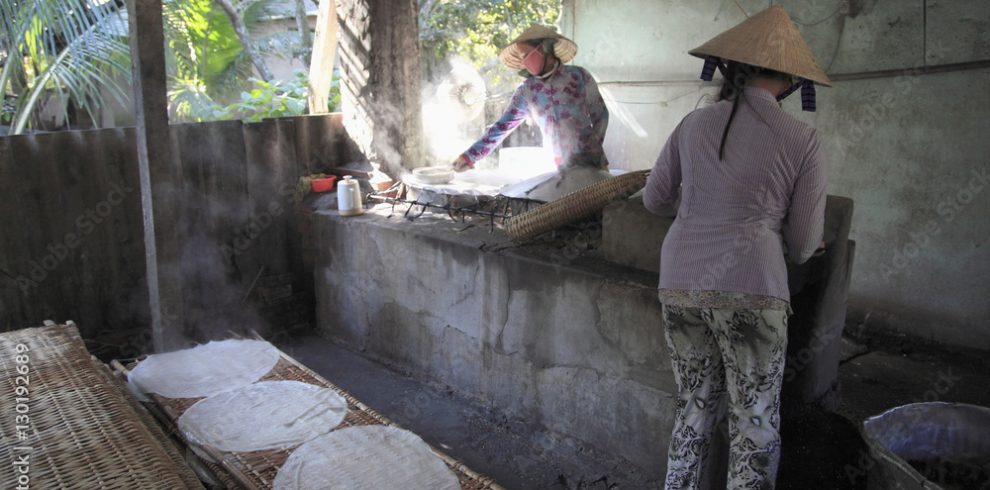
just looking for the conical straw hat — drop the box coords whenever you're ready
[500,25,578,69]
[689,5,832,86]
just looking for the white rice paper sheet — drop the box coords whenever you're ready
[177,380,348,455]
[273,425,460,490]
[128,339,280,398]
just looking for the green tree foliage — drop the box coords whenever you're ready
[0,0,130,134]
[164,0,292,121]
[419,0,560,80]
[171,70,340,122]
[0,0,308,129]
[164,0,330,122]
[165,0,250,95]
[223,70,339,122]
[227,71,308,121]
[1,0,560,132]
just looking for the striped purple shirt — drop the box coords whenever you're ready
[644,86,827,302]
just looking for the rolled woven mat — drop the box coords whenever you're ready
[0,323,205,489]
[505,170,649,242]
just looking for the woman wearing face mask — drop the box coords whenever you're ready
[644,6,830,489]
[452,25,609,173]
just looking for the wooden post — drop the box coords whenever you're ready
[128,0,184,352]
[308,0,339,113]
[337,0,423,175]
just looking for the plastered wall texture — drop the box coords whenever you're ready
[314,197,852,474]
[560,0,990,350]
[602,195,856,405]
[0,114,348,355]
[315,211,677,474]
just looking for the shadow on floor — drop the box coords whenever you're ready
[779,398,869,490]
[278,332,989,490]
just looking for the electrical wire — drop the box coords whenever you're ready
[772,1,847,71]
[733,0,750,18]
[788,2,843,26]
[824,20,847,72]
[601,86,715,106]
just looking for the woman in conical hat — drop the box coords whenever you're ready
[452,25,609,182]
[643,6,830,488]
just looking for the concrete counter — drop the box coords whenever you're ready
[315,206,676,473]
[313,195,854,475]
[602,195,856,403]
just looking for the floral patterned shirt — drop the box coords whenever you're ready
[464,65,609,168]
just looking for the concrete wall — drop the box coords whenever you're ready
[560,0,990,350]
[0,114,349,357]
[314,210,677,475]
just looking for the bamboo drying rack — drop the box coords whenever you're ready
[112,338,505,490]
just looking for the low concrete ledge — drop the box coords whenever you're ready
[313,194,854,474]
[602,194,854,279]
[314,207,676,474]
[602,195,856,403]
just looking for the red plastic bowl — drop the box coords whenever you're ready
[310,176,337,193]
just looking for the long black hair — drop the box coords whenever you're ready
[717,62,793,160]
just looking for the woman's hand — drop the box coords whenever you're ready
[452,154,473,172]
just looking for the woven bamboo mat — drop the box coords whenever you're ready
[0,322,204,489]
[115,344,505,490]
[506,170,649,241]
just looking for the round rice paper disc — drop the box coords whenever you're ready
[129,339,280,398]
[178,380,348,454]
[273,425,460,490]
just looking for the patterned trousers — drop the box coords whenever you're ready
[661,304,789,490]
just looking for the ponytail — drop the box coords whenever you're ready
[715,62,791,160]
[716,62,754,161]
[719,96,742,160]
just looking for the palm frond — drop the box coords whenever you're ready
[2,0,130,133]
[168,77,225,121]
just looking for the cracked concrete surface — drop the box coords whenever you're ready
[310,206,985,488]
[836,339,990,424]
[277,331,989,490]
[279,334,660,489]
[314,207,677,474]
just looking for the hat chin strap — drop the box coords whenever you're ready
[699,56,817,112]
[775,79,816,112]
[536,58,561,79]
[700,56,725,81]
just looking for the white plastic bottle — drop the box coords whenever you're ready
[337,175,364,216]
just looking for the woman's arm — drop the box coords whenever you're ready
[783,130,827,264]
[644,121,683,218]
[457,87,529,168]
